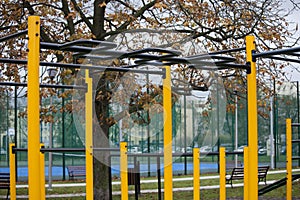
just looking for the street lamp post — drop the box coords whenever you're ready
[292,81,300,166]
[234,90,239,167]
[47,68,57,190]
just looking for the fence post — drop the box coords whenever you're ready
[286,118,292,200]
[246,35,258,200]
[244,147,249,200]
[27,15,42,199]
[9,143,16,200]
[193,148,200,200]
[219,147,226,200]
[85,69,93,200]
[120,142,128,200]
[40,144,45,199]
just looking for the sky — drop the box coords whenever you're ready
[283,0,300,82]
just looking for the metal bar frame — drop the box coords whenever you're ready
[0,58,165,75]
[286,118,292,200]
[253,46,300,60]
[85,70,93,200]
[246,35,258,200]
[27,15,43,200]
[0,82,86,90]
[0,30,28,43]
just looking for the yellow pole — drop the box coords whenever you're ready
[286,118,292,200]
[40,144,45,200]
[27,15,41,200]
[243,146,249,200]
[85,70,93,200]
[120,142,128,200]
[163,64,173,200]
[9,143,16,200]
[219,147,226,200]
[193,148,200,200]
[246,35,258,200]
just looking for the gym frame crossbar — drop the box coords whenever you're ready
[253,46,300,61]
[0,58,165,76]
[0,81,86,90]
[3,16,300,200]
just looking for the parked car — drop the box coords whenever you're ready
[258,148,267,155]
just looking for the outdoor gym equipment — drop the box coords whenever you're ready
[2,15,300,200]
[257,119,300,198]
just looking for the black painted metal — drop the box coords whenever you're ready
[0,82,86,90]
[253,46,300,59]
[0,30,28,43]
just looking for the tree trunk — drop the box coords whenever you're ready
[93,73,111,200]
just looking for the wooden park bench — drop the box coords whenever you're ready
[226,166,269,187]
[0,173,10,200]
[67,166,86,180]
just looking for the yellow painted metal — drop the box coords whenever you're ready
[27,16,41,200]
[246,35,258,200]
[120,142,128,200]
[243,146,249,200]
[85,70,93,200]
[163,64,173,200]
[9,143,16,200]
[286,119,292,200]
[193,148,200,200]
[219,147,226,200]
[40,144,45,200]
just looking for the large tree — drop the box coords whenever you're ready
[1,0,299,199]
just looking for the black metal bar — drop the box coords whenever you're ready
[253,46,300,59]
[12,147,85,153]
[14,86,18,182]
[0,82,86,90]
[208,47,246,55]
[157,156,161,200]
[0,30,28,43]
[263,56,300,64]
[292,123,300,126]
[134,157,138,200]
[0,58,165,75]
[286,52,300,57]
[40,148,85,153]
[59,39,117,49]
[292,140,300,143]
[109,157,112,200]
[292,156,300,160]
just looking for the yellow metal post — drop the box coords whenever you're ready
[120,142,128,200]
[40,144,45,200]
[27,16,41,200]
[243,146,249,200]
[286,118,292,200]
[85,70,93,200]
[219,147,226,200]
[9,144,16,200]
[163,64,173,200]
[246,35,258,200]
[193,148,200,200]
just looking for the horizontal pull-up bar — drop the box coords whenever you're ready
[12,147,85,154]
[0,81,86,90]
[263,56,300,64]
[59,39,117,49]
[0,58,165,76]
[253,46,300,60]
[0,30,28,43]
